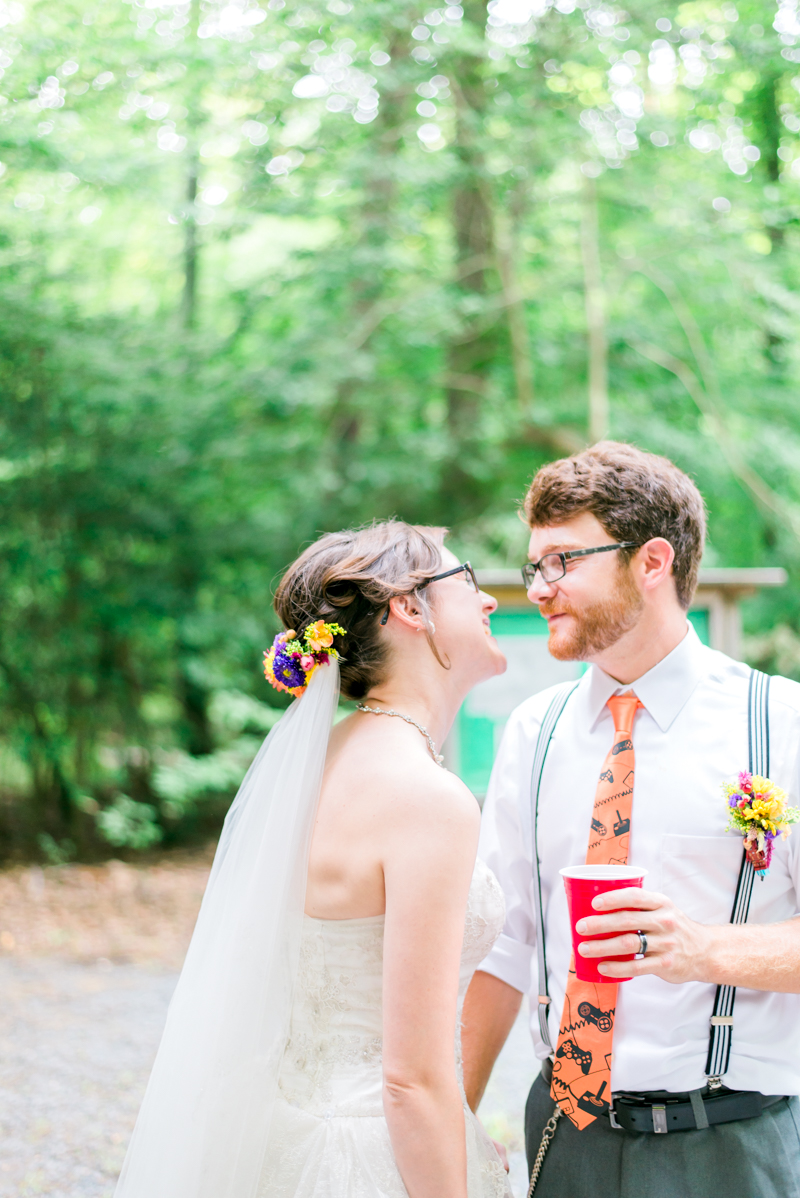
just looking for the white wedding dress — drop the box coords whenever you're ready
[259,857,514,1198]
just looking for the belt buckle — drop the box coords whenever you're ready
[652,1104,668,1134]
[608,1103,622,1130]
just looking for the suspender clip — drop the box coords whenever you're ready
[710,1015,733,1026]
[538,995,551,1005]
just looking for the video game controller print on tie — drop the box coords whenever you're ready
[551,692,643,1130]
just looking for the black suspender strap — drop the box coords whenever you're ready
[528,682,580,1051]
[704,668,771,1083]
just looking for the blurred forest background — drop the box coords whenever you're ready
[3,0,800,861]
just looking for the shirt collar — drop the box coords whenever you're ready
[584,623,709,733]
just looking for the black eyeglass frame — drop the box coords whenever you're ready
[521,542,639,589]
[421,561,479,592]
[379,561,479,625]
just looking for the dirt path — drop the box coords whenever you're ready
[0,958,176,1197]
[0,858,207,1196]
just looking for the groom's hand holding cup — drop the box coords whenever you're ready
[560,864,648,982]
[563,868,711,985]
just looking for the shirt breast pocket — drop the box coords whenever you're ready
[660,834,743,923]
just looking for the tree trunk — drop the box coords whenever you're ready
[581,175,608,443]
[446,3,498,442]
[178,656,214,756]
[182,0,201,330]
[496,184,534,413]
[0,653,73,834]
[328,29,408,483]
[182,156,198,330]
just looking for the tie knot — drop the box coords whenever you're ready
[606,692,643,737]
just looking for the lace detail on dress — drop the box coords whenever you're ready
[460,859,506,988]
[455,859,506,1090]
[280,918,385,1111]
[476,1154,513,1196]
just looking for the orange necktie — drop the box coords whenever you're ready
[551,692,643,1130]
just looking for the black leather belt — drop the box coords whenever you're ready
[540,1058,785,1134]
[610,1088,782,1133]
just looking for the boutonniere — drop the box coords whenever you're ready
[723,771,800,878]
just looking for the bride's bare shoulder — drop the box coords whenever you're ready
[324,714,479,835]
[371,757,480,837]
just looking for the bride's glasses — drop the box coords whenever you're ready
[521,542,639,587]
[379,561,479,625]
[422,561,480,593]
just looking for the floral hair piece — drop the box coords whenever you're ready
[723,770,800,878]
[263,620,347,698]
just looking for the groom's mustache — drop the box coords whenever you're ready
[538,599,575,620]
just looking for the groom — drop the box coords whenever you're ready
[462,442,800,1196]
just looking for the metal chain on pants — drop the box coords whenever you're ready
[526,1105,562,1197]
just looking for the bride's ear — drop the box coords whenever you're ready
[383,594,427,633]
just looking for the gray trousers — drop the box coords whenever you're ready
[525,1073,800,1198]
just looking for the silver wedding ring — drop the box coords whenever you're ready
[636,931,648,956]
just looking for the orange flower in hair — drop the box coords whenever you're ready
[304,620,336,652]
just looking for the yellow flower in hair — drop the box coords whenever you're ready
[305,620,335,652]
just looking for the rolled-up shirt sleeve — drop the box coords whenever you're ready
[476,698,543,996]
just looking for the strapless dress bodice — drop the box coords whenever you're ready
[278,912,386,1117]
[261,857,512,1198]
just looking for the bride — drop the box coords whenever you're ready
[115,521,513,1198]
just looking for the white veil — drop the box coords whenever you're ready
[114,660,340,1198]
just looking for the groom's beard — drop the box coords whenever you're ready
[541,566,645,661]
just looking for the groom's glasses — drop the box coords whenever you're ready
[379,562,479,624]
[521,543,639,588]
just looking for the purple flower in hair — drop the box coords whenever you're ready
[272,650,305,691]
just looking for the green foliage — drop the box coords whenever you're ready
[153,740,262,818]
[3,0,800,857]
[96,795,164,850]
[37,832,77,865]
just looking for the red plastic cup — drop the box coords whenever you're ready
[560,864,648,984]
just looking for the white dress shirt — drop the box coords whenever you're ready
[478,625,800,1095]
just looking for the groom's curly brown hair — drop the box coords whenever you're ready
[523,441,707,610]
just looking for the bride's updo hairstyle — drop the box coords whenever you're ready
[274,521,446,701]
